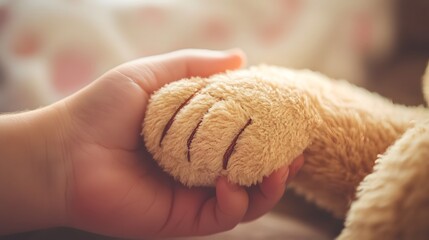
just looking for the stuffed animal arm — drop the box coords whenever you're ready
[142,65,429,239]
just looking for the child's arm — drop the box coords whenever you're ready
[0,108,67,234]
[0,49,302,238]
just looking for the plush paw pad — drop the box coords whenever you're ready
[143,67,318,187]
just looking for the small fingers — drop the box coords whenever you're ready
[159,155,304,237]
[286,154,305,185]
[243,165,289,222]
[195,177,248,235]
[243,154,305,222]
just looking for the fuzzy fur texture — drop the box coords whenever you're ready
[337,64,429,240]
[143,67,320,187]
[337,120,429,240]
[143,65,429,239]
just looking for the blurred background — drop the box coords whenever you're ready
[0,0,402,112]
[0,0,428,239]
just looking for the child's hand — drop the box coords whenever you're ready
[0,49,304,238]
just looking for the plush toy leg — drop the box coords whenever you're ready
[337,121,429,240]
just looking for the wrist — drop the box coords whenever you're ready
[0,105,69,234]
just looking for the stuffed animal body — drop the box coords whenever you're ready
[143,65,429,239]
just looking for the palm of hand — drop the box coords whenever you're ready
[62,70,173,237]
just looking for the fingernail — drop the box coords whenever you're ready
[289,155,304,180]
[281,167,290,184]
[225,179,242,192]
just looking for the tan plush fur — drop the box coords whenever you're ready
[337,120,429,240]
[337,65,429,240]
[143,65,429,239]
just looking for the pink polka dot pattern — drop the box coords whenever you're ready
[201,17,231,43]
[51,48,95,94]
[353,14,373,53]
[11,29,41,58]
[0,6,9,30]
[139,6,166,25]
[0,0,395,111]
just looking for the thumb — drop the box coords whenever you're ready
[116,48,246,95]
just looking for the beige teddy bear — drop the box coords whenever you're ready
[143,64,429,239]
